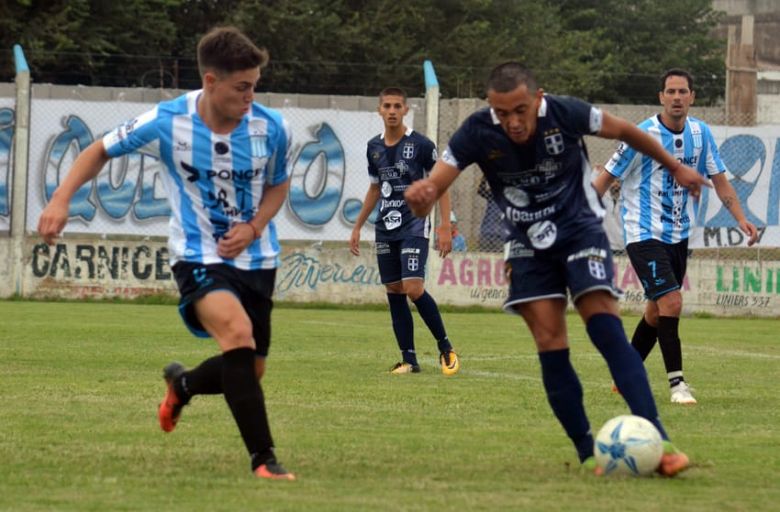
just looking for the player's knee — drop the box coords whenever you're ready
[218,318,254,350]
[657,291,682,316]
[402,280,425,300]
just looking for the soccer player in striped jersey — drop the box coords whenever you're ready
[405,62,708,476]
[37,26,295,480]
[594,69,758,405]
[350,87,459,376]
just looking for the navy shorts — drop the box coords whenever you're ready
[172,262,276,357]
[503,229,620,314]
[626,238,688,300]
[375,237,429,284]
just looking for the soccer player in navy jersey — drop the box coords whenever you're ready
[37,27,295,480]
[405,62,709,475]
[594,69,758,405]
[350,87,460,375]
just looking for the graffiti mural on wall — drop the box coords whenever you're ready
[25,100,388,241]
[0,105,13,230]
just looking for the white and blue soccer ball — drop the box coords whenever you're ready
[594,415,663,476]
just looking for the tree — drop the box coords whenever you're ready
[552,0,726,103]
[1,0,728,104]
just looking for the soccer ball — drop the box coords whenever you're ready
[594,415,663,476]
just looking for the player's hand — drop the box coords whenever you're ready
[217,223,256,259]
[672,164,711,198]
[436,226,452,258]
[404,179,438,218]
[37,198,70,245]
[349,228,361,256]
[740,220,759,246]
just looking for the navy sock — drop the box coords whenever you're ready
[222,347,275,471]
[657,316,684,387]
[630,316,658,361]
[538,349,593,463]
[387,293,417,365]
[412,291,452,353]
[178,354,223,399]
[586,313,669,440]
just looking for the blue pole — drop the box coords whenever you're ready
[423,60,439,89]
[13,44,29,73]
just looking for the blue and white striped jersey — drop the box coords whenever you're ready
[604,115,724,245]
[102,90,292,269]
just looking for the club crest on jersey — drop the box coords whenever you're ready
[691,123,703,148]
[250,136,267,158]
[544,132,564,155]
[402,142,415,159]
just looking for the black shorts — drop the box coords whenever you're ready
[172,262,276,357]
[625,239,688,301]
[503,228,620,313]
[375,237,429,284]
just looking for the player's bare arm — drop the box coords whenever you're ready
[711,173,759,246]
[598,112,710,196]
[405,161,460,218]
[435,189,453,258]
[37,140,111,245]
[592,165,617,197]
[349,184,380,256]
[217,178,290,259]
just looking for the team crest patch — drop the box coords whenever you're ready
[402,142,415,159]
[544,133,564,155]
[407,254,419,272]
[588,259,607,280]
[250,135,267,158]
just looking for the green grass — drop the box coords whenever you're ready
[1,301,779,511]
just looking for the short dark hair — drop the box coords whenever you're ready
[197,26,269,77]
[379,87,407,102]
[486,62,538,94]
[661,68,694,92]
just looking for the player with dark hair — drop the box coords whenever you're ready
[594,68,758,404]
[37,26,295,480]
[350,87,460,375]
[404,62,708,475]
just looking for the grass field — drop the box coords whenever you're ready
[1,300,779,511]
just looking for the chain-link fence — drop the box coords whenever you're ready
[439,101,778,263]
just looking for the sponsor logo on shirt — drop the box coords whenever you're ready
[527,220,557,249]
[382,210,402,230]
[181,161,261,182]
[504,205,555,224]
[381,181,393,198]
[380,199,405,209]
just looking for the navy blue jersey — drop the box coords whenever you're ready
[367,128,437,241]
[441,95,606,251]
